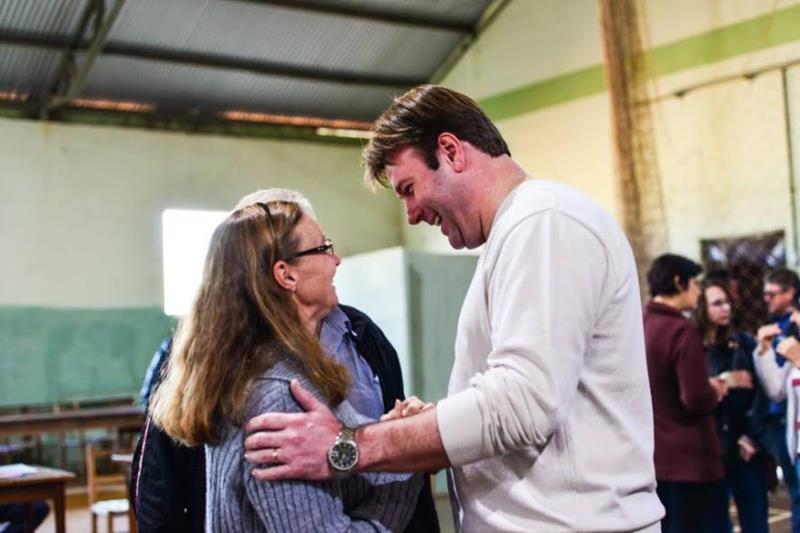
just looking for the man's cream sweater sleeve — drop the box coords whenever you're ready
[437,211,610,467]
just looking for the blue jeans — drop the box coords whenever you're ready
[763,415,800,532]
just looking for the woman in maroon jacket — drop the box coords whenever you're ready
[643,254,728,533]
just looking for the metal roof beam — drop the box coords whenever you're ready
[44,0,126,113]
[46,0,102,100]
[230,0,474,33]
[0,30,424,88]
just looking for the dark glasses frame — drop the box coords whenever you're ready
[254,202,334,260]
[292,238,334,259]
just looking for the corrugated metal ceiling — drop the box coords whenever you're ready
[0,0,498,126]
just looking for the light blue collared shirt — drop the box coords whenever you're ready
[320,306,384,420]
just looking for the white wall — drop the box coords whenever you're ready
[0,117,401,308]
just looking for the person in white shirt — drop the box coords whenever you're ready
[242,84,664,531]
[753,315,800,466]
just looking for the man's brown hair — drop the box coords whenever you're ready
[765,267,800,305]
[363,84,510,188]
[766,267,800,292]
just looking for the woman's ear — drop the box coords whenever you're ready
[273,260,297,292]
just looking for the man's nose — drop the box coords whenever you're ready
[406,202,422,225]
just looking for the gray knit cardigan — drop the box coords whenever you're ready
[205,359,423,532]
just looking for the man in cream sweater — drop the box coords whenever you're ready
[244,85,664,532]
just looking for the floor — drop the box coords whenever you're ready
[33,488,795,532]
[39,508,129,533]
[758,489,793,533]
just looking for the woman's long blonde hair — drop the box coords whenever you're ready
[150,201,350,446]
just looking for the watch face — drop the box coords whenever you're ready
[329,440,358,471]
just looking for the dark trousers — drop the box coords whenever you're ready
[726,455,770,533]
[0,501,50,533]
[657,479,727,533]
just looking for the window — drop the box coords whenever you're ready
[162,209,228,316]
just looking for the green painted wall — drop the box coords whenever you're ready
[0,306,173,407]
[407,252,478,494]
[406,253,478,403]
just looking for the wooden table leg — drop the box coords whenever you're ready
[128,507,137,533]
[53,481,66,533]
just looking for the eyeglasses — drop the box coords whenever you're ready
[291,238,335,259]
[764,289,787,299]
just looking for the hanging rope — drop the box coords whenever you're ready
[598,0,668,298]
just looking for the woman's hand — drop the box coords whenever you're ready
[717,370,753,389]
[757,324,782,355]
[709,377,728,402]
[380,396,434,421]
[737,435,757,462]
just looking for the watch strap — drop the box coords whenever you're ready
[338,426,356,443]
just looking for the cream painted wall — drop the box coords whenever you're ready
[443,0,603,100]
[501,94,618,215]
[788,65,800,257]
[653,70,794,261]
[443,0,800,98]
[0,117,400,308]
[644,0,800,47]
[403,0,800,261]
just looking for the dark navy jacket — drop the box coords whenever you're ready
[706,331,769,465]
[131,304,439,533]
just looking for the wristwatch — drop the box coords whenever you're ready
[328,425,359,476]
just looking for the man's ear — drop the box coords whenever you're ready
[273,260,297,292]
[437,132,466,172]
[673,275,685,293]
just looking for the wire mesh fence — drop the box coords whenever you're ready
[701,230,786,334]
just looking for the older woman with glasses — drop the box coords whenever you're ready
[148,198,427,532]
[695,279,769,533]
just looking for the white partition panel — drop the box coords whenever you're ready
[336,247,413,396]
